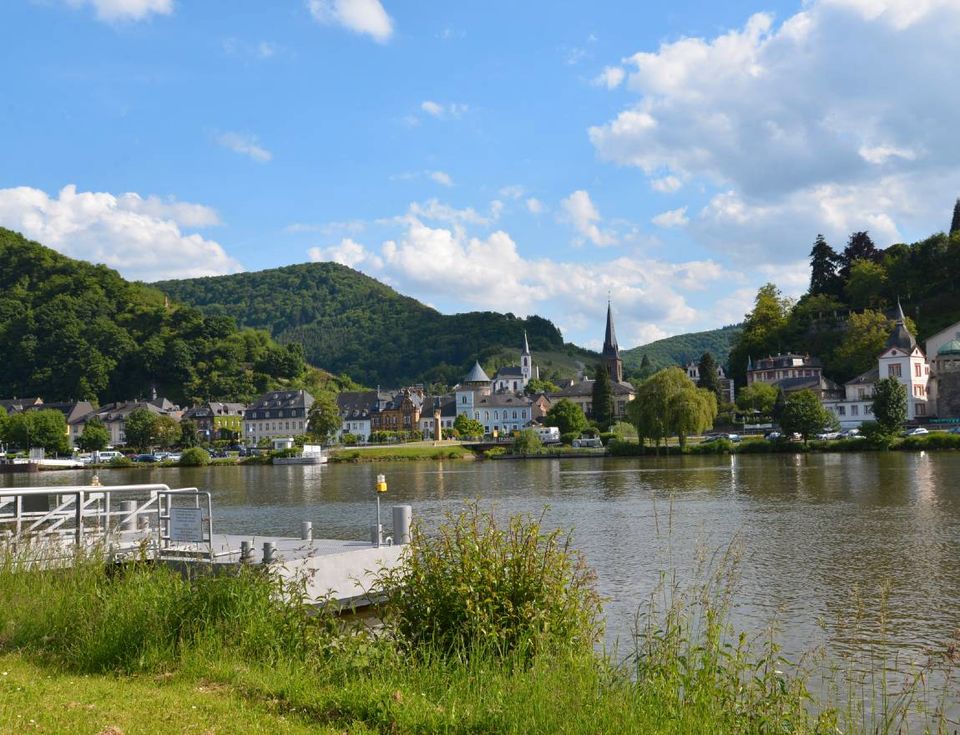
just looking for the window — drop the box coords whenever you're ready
[494,411,499,420]
[851,405,858,416]
[858,388,867,400]
[866,405,873,414]
[916,403,926,416]
[837,405,846,416]
[888,363,902,378]
[513,411,518,419]
[462,396,466,404]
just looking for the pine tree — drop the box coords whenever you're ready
[591,363,615,430]
[772,386,787,424]
[696,351,721,401]
[639,354,652,379]
[951,198,960,235]
[809,234,842,296]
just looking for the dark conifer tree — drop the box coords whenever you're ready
[591,363,615,430]
[772,386,787,424]
[951,198,960,235]
[808,234,842,296]
[840,231,880,280]
[639,353,652,379]
[696,352,721,400]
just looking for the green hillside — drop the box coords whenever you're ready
[155,263,568,387]
[622,325,743,374]
[0,227,305,404]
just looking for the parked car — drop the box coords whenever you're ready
[133,453,159,463]
[816,431,841,440]
[904,427,929,437]
[95,450,122,463]
[724,433,742,443]
[572,437,604,449]
[949,427,960,435]
[764,431,782,441]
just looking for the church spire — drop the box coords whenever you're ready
[522,330,530,356]
[602,300,623,384]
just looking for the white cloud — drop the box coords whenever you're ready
[526,198,544,215]
[560,190,617,246]
[116,193,221,228]
[286,220,365,235]
[588,0,960,262]
[257,41,277,58]
[307,0,393,43]
[216,132,272,163]
[420,100,469,119]
[651,206,688,228]
[651,175,682,193]
[405,198,493,226]
[64,0,172,23]
[429,170,454,187]
[499,184,525,200]
[592,66,625,89]
[0,185,242,281]
[308,238,383,269]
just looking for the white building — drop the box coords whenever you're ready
[684,361,735,405]
[491,332,538,393]
[825,304,929,428]
[243,390,314,444]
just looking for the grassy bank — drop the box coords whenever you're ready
[0,509,952,733]
[328,441,476,462]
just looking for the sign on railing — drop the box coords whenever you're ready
[169,507,204,543]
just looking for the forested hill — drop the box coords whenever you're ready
[155,263,567,387]
[0,228,306,405]
[622,325,743,374]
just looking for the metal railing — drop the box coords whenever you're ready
[0,484,215,563]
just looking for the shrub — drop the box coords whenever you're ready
[377,505,602,659]
[599,432,616,446]
[560,431,579,445]
[484,446,507,458]
[689,438,734,455]
[898,432,960,451]
[178,447,210,467]
[109,454,134,467]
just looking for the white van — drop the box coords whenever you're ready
[95,450,123,463]
[534,426,561,444]
[572,437,604,449]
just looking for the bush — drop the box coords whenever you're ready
[689,438,734,455]
[178,447,211,467]
[484,446,507,458]
[560,431,579,445]
[598,432,616,446]
[377,505,602,659]
[108,454,134,467]
[898,432,960,451]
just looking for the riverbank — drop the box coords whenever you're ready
[0,514,951,734]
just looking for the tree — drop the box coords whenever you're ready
[124,407,158,451]
[525,378,561,395]
[637,354,654,381]
[772,386,787,424]
[845,260,889,310]
[779,390,833,442]
[154,415,181,449]
[696,352,721,401]
[179,418,199,448]
[591,364,614,430]
[736,382,778,416]
[809,234,842,296]
[454,414,484,439]
[512,428,543,455]
[77,418,110,452]
[832,310,916,382]
[840,231,881,280]
[307,392,342,442]
[628,367,717,449]
[951,198,960,236]
[544,399,589,436]
[728,283,792,383]
[872,376,907,435]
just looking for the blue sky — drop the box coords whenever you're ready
[2,0,959,351]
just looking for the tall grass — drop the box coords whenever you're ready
[0,512,956,733]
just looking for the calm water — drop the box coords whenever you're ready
[6,453,960,665]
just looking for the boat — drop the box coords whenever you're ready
[273,443,327,465]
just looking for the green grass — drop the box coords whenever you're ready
[329,442,475,462]
[0,514,954,734]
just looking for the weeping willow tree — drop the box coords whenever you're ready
[627,367,718,451]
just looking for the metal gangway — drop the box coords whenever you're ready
[0,483,215,564]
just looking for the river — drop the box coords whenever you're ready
[5,453,960,671]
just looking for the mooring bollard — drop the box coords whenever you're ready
[300,521,313,541]
[240,540,253,564]
[262,541,276,564]
[392,505,412,545]
[120,500,137,532]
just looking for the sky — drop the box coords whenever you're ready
[2,0,960,351]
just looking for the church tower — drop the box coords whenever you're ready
[602,301,623,384]
[520,330,532,383]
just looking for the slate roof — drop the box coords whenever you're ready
[0,397,43,414]
[247,390,314,411]
[337,391,379,419]
[551,378,635,398]
[475,393,534,409]
[463,361,491,384]
[845,367,880,386]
